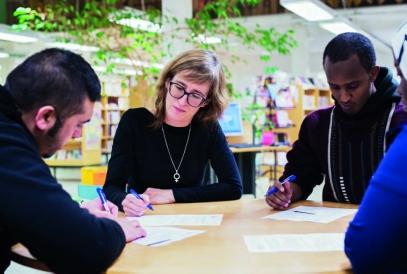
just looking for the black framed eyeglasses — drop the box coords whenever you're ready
[168,81,207,108]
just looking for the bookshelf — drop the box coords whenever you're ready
[101,78,130,153]
[45,103,103,166]
[101,76,130,153]
[253,76,332,182]
[272,81,333,145]
[44,77,155,167]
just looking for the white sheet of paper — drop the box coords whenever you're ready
[263,206,357,223]
[134,227,205,247]
[128,214,223,226]
[244,233,345,253]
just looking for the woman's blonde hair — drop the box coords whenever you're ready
[152,49,227,128]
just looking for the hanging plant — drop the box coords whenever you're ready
[12,0,297,87]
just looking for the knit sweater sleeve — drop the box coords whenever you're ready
[104,109,137,209]
[345,126,407,273]
[0,123,125,274]
[281,112,325,200]
[173,123,242,202]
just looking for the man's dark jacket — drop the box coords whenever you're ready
[281,67,407,203]
[0,85,125,273]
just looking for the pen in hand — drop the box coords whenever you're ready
[265,175,297,197]
[130,189,154,211]
[96,187,111,214]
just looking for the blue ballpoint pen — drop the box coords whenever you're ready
[130,189,154,211]
[96,187,111,214]
[265,175,296,196]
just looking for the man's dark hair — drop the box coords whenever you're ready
[5,48,101,120]
[323,32,376,72]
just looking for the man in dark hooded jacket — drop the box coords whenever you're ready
[266,32,407,209]
[0,48,145,273]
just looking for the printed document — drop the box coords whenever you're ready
[263,206,357,223]
[134,227,205,247]
[244,233,344,253]
[128,214,223,226]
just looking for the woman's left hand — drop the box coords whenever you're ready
[144,188,175,204]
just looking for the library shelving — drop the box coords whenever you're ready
[272,81,332,145]
[101,78,130,153]
[100,77,156,155]
[255,76,333,182]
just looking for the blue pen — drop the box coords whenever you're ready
[130,189,154,211]
[265,175,296,196]
[96,187,111,214]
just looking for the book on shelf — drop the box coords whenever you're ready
[318,96,330,108]
[275,110,292,128]
[50,149,82,161]
[297,76,315,89]
[275,87,295,108]
[303,95,315,109]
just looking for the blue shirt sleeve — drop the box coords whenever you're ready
[345,126,407,274]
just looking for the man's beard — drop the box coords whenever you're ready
[42,116,63,158]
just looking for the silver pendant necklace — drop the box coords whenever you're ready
[161,124,191,183]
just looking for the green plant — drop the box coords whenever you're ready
[12,0,297,86]
[13,1,297,141]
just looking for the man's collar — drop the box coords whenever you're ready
[0,85,23,124]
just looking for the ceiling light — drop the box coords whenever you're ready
[319,21,359,35]
[113,68,142,76]
[116,18,161,33]
[0,52,10,58]
[195,34,222,44]
[0,32,38,43]
[47,42,99,52]
[93,66,107,73]
[111,58,164,69]
[280,0,334,21]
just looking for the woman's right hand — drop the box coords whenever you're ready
[121,193,150,217]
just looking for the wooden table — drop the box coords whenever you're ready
[12,199,355,273]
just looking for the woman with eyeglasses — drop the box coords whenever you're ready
[103,49,242,216]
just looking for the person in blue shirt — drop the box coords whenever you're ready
[345,22,407,274]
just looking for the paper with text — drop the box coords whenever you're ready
[262,206,357,223]
[128,214,223,226]
[134,227,205,247]
[244,233,345,253]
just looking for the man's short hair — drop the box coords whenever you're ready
[5,48,101,119]
[323,32,376,72]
